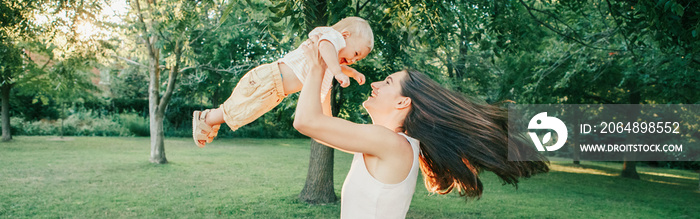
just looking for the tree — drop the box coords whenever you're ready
[0,0,38,141]
[130,0,182,164]
[0,41,24,141]
[1,0,106,141]
[48,56,99,138]
[513,0,699,178]
[128,0,234,163]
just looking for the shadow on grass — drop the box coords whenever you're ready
[553,162,698,190]
[407,162,699,218]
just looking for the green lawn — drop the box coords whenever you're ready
[1,136,698,218]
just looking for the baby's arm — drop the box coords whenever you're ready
[341,65,365,85]
[318,40,350,87]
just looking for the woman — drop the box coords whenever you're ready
[294,43,548,218]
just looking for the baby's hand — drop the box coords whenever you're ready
[341,66,365,85]
[334,74,351,88]
[352,72,366,85]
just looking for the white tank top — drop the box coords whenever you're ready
[340,133,420,219]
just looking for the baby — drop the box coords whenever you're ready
[193,17,374,147]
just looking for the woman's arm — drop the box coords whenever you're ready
[293,44,405,157]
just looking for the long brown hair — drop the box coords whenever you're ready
[400,69,549,199]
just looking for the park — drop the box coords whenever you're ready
[1,0,699,218]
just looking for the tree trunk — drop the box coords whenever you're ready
[572,133,580,165]
[146,32,167,164]
[147,42,168,164]
[621,80,641,179]
[149,110,167,164]
[620,105,639,179]
[299,0,336,204]
[299,140,337,203]
[299,83,340,204]
[621,160,639,179]
[134,0,181,165]
[572,113,580,165]
[1,83,11,141]
[147,56,167,164]
[59,102,65,139]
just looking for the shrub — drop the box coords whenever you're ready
[61,110,128,136]
[16,119,58,135]
[10,110,131,137]
[118,113,150,136]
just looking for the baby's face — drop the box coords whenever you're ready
[338,35,371,65]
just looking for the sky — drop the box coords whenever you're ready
[33,0,129,41]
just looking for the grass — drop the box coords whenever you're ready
[1,136,698,218]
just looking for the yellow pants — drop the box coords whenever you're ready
[220,62,286,131]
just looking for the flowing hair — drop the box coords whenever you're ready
[400,69,549,199]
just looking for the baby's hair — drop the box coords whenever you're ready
[331,17,374,50]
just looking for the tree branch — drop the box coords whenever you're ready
[518,0,623,52]
[584,93,613,104]
[40,55,54,71]
[179,66,196,72]
[157,27,170,42]
[134,0,158,59]
[114,55,147,68]
[197,63,259,75]
[605,0,637,58]
[158,40,180,114]
[357,0,371,13]
[114,55,167,69]
[188,21,255,47]
[525,5,582,36]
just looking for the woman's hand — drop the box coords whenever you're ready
[302,34,325,77]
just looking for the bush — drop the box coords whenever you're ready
[9,100,305,139]
[61,110,129,136]
[11,117,58,135]
[118,113,150,136]
[10,110,131,137]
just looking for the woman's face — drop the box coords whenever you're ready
[363,70,409,117]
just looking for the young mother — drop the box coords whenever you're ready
[293,42,548,218]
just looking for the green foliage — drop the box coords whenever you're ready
[10,110,135,137]
[109,65,148,100]
[507,0,700,104]
[0,40,25,86]
[163,97,206,132]
[10,117,57,136]
[61,110,128,136]
[0,0,39,40]
[109,98,149,115]
[10,93,60,121]
[118,112,150,137]
[178,0,699,138]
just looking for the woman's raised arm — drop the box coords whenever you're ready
[292,41,406,157]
